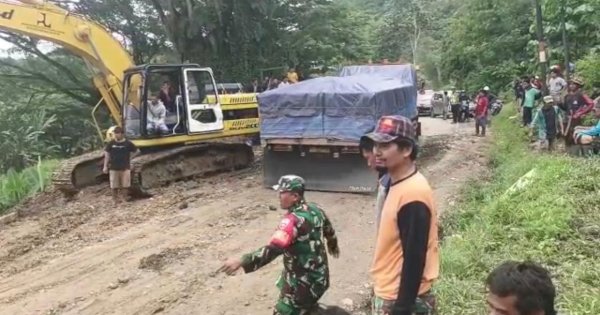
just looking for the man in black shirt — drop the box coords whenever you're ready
[457,91,470,122]
[103,126,139,203]
[159,81,177,113]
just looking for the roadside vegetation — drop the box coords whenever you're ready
[0,159,58,215]
[437,104,600,314]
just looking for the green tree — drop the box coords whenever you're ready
[441,0,533,92]
[376,0,435,63]
[150,0,374,81]
[576,52,600,93]
[0,100,57,173]
[72,0,169,64]
[541,0,600,66]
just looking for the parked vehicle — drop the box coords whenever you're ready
[459,99,474,122]
[491,99,503,116]
[417,89,434,116]
[430,92,450,119]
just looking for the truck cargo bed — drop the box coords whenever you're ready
[262,140,376,194]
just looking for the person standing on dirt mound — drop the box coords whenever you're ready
[364,116,439,315]
[103,126,139,204]
[218,175,340,315]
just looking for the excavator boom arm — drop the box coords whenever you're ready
[0,0,135,124]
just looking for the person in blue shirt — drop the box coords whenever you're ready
[573,101,600,145]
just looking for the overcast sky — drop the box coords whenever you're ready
[0,35,113,58]
[0,38,15,56]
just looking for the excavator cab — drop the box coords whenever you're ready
[122,64,224,142]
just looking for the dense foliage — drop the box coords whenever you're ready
[441,0,533,92]
[0,160,57,214]
[0,0,599,172]
[441,0,600,92]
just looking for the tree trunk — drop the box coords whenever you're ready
[150,0,182,58]
[412,14,420,64]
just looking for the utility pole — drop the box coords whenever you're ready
[560,2,571,80]
[533,0,548,94]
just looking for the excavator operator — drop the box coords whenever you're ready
[159,81,177,113]
[147,96,169,135]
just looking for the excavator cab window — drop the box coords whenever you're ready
[145,70,184,135]
[123,73,143,138]
[123,66,224,138]
[183,68,224,134]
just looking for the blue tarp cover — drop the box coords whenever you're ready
[338,64,416,82]
[258,69,417,141]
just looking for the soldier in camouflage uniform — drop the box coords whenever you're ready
[218,175,340,315]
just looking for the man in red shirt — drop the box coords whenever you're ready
[475,89,489,136]
[565,77,595,146]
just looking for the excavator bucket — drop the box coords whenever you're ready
[263,146,377,194]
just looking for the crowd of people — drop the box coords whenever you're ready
[444,86,497,136]
[246,67,301,93]
[514,65,600,151]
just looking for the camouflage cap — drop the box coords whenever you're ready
[272,175,305,193]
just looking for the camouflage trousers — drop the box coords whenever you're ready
[273,273,328,315]
[371,290,436,315]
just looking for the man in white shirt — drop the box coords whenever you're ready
[147,96,169,135]
[548,67,567,105]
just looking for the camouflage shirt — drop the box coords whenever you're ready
[240,200,338,312]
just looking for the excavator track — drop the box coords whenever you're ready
[128,142,254,197]
[52,141,254,198]
[52,150,107,197]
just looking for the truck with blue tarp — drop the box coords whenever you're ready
[258,64,419,193]
[338,64,422,135]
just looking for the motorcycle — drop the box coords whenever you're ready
[491,99,503,116]
[459,100,472,122]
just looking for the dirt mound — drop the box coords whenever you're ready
[139,247,193,272]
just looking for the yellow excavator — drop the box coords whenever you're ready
[0,0,260,196]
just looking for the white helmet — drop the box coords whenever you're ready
[483,86,490,91]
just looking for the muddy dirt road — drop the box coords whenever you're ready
[0,118,489,315]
